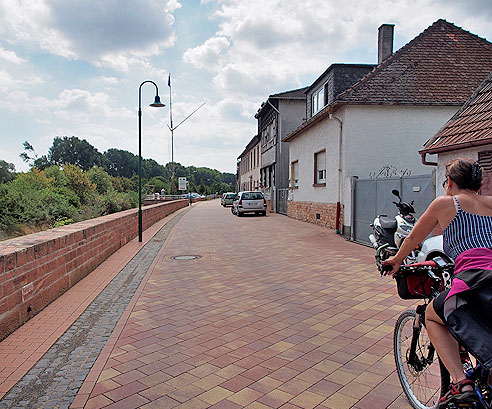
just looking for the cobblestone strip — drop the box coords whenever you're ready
[0,209,189,409]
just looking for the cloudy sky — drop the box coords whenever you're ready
[1,0,491,174]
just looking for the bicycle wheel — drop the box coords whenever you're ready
[394,309,450,409]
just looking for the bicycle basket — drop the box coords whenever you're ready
[394,268,444,300]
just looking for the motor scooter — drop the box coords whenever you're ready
[369,189,449,271]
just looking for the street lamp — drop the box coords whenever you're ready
[138,80,165,242]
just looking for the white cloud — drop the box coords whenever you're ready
[0,0,180,67]
[0,46,25,64]
[183,36,230,70]
[184,0,492,101]
[0,70,42,93]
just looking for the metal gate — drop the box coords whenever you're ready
[278,189,289,215]
[353,174,435,244]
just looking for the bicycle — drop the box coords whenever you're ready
[380,258,492,409]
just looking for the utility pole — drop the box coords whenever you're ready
[167,73,205,194]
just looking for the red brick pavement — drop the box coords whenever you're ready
[2,200,421,408]
[73,200,418,408]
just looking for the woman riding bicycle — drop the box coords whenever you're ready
[384,158,492,408]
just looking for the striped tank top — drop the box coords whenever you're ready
[443,196,492,260]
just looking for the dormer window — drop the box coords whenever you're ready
[311,85,326,116]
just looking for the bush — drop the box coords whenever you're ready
[0,175,79,232]
[87,166,113,194]
[63,164,96,203]
[102,191,138,214]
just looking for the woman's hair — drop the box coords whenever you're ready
[445,157,483,191]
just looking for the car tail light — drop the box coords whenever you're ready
[238,199,242,206]
[263,198,266,205]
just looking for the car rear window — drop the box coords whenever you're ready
[226,194,236,199]
[242,192,264,200]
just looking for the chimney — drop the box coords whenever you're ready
[378,24,394,64]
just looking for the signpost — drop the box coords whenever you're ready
[178,177,187,191]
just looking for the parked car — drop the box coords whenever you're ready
[232,191,267,216]
[222,192,236,207]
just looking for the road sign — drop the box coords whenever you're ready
[178,177,187,191]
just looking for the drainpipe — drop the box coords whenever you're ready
[267,100,281,213]
[420,151,437,166]
[329,113,343,234]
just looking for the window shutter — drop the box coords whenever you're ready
[478,151,492,195]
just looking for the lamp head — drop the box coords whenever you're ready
[150,95,165,107]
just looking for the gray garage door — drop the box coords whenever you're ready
[353,174,435,244]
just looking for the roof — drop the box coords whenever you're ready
[269,87,308,100]
[255,87,308,119]
[336,19,492,105]
[238,135,260,159]
[421,71,492,154]
[284,19,492,142]
[305,64,376,94]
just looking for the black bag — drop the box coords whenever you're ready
[395,269,444,300]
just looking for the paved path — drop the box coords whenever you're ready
[1,200,417,408]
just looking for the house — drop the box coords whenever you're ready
[255,87,307,213]
[284,20,492,238]
[420,71,492,196]
[237,135,261,191]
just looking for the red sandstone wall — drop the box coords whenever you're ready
[287,200,343,230]
[0,200,187,340]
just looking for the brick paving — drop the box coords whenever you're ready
[1,200,420,408]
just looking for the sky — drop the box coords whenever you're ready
[1,0,492,174]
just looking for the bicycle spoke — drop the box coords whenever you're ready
[394,310,446,409]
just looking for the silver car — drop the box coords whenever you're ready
[233,191,267,216]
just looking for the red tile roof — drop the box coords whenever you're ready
[421,72,492,154]
[336,19,492,106]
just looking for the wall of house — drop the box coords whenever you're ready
[289,118,341,203]
[288,119,341,226]
[0,200,187,340]
[239,142,261,190]
[437,146,492,196]
[288,104,458,233]
[287,201,343,229]
[341,104,458,231]
[277,99,306,190]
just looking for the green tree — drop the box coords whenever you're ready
[48,136,104,171]
[103,149,138,178]
[87,166,113,195]
[63,164,96,202]
[0,160,16,183]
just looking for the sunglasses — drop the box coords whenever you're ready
[442,176,452,188]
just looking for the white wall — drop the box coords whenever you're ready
[436,147,482,196]
[341,105,458,227]
[289,119,340,204]
[289,104,459,230]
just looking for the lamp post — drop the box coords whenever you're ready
[138,80,165,242]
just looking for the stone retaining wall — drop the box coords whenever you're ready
[0,200,187,340]
[287,200,343,230]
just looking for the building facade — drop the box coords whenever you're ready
[255,88,307,213]
[284,20,492,236]
[237,135,261,191]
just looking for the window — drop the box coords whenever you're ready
[290,160,299,187]
[312,86,325,116]
[314,150,326,185]
[242,192,264,200]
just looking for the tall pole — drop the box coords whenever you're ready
[138,80,165,242]
[169,74,175,194]
[138,86,143,242]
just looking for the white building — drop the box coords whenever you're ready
[284,20,492,236]
[237,135,261,191]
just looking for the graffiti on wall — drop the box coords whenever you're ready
[369,165,411,179]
